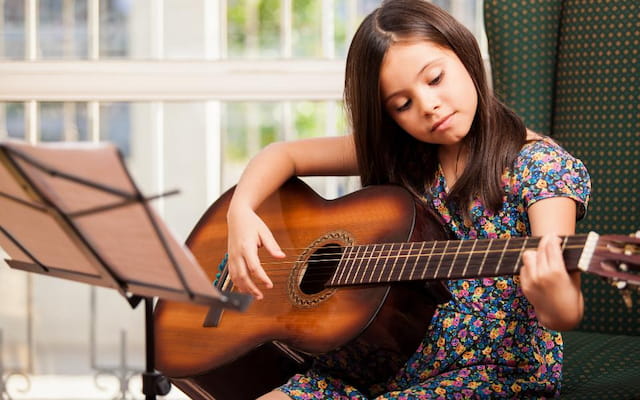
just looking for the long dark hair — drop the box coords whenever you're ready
[344,0,526,216]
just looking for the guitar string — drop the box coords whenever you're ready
[217,235,635,269]
[215,235,637,286]
[240,255,583,287]
[254,243,594,268]
[262,235,584,254]
[268,260,629,284]
[248,259,588,287]
[255,250,586,271]
[259,235,591,258]
[228,234,638,259]
[225,248,630,288]
[215,243,612,286]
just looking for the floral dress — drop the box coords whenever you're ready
[278,137,591,399]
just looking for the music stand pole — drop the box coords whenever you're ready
[142,297,171,399]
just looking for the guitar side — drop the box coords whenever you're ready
[153,178,447,399]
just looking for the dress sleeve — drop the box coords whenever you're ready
[517,140,591,220]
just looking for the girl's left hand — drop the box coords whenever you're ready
[520,234,583,331]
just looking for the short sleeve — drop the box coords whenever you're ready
[516,140,591,220]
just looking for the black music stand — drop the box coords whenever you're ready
[0,140,251,400]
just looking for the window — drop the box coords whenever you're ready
[0,1,486,398]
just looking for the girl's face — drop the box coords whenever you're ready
[379,40,478,149]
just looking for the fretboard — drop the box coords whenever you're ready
[327,235,589,287]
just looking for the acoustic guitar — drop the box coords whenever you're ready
[153,177,640,400]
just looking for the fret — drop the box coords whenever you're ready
[427,241,438,279]
[351,245,368,285]
[478,239,493,276]
[375,243,389,283]
[387,243,405,282]
[432,241,449,280]
[358,244,375,285]
[405,242,421,280]
[339,244,358,286]
[383,243,394,282]
[446,241,464,279]
[561,236,568,251]
[570,235,591,271]
[401,242,415,281]
[514,237,528,274]
[493,238,511,275]
[387,243,402,282]
[461,240,477,277]
[408,241,423,280]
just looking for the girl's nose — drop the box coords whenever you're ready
[417,89,440,114]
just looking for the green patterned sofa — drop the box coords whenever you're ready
[484,1,640,398]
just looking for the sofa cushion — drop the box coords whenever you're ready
[561,330,640,399]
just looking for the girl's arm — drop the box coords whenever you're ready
[520,197,584,331]
[226,135,358,299]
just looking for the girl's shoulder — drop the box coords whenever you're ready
[511,131,590,188]
[512,132,591,219]
[518,133,576,162]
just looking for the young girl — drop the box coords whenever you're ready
[226,0,590,398]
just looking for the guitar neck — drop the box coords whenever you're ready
[328,235,590,287]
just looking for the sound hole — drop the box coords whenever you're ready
[299,243,343,295]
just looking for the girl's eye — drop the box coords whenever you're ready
[429,72,443,85]
[396,99,412,112]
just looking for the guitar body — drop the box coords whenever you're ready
[154,178,450,400]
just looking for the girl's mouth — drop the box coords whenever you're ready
[432,113,455,132]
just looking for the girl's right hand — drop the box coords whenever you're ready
[226,207,285,299]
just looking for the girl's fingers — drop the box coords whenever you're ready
[534,234,555,272]
[261,229,286,259]
[229,255,264,299]
[521,249,536,275]
[245,246,273,290]
[521,234,560,282]
[544,235,564,271]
